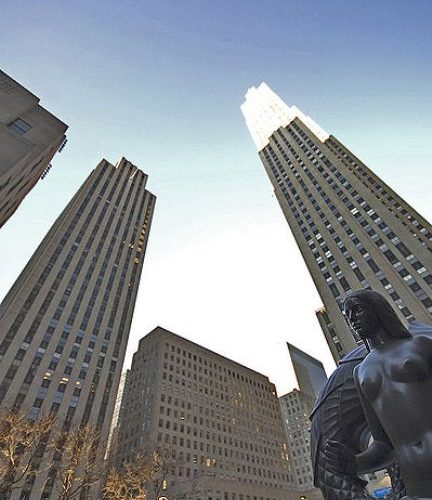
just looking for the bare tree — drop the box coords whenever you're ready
[104,448,201,500]
[0,407,55,495]
[52,425,103,500]
[104,452,160,500]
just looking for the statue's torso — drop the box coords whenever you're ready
[357,335,432,495]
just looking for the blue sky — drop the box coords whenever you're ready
[1,1,431,393]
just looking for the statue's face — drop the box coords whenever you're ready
[344,299,381,338]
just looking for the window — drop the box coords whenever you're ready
[8,118,32,134]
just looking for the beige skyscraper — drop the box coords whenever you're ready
[241,83,432,361]
[116,326,297,500]
[0,70,68,227]
[0,157,155,498]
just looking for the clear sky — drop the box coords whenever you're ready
[1,0,431,395]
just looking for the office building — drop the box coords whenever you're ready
[281,388,386,499]
[241,83,432,360]
[279,390,321,499]
[116,326,297,500]
[106,369,130,458]
[287,343,327,400]
[0,157,155,498]
[0,70,68,227]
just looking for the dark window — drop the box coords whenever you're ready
[8,118,32,134]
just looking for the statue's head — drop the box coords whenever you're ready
[343,289,410,342]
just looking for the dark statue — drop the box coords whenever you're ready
[311,290,432,499]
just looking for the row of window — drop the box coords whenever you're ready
[327,136,432,247]
[288,122,432,307]
[263,121,432,327]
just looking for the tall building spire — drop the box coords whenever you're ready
[242,83,432,360]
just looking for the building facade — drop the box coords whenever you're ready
[0,70,68,228]
[116,326,297,500]
[287,343,327,401]
[0,157,155,498]
[106,369,131,458]
[279,390,321,499]
[241,83,432,360]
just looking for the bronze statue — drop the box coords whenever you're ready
[322,290,432,499]
[310,342,405,499]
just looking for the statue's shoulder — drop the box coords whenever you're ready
[354,350,378,377]
[409,320,432,348]
[409,320,432,338]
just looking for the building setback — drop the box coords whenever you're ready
[287,343,327,401]
[241,83,432,361]
[0,157,155,498]
[279,390,320,498]
[0,70,67,228]
[116,326,298,500]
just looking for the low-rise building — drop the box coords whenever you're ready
[116,326,298,500]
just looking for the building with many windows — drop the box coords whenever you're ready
[241,82,432,360]
[287,343,327,401]
[0,70,67,228]
[278,346,326,498]
[279,389,321,499]
[0,157,155,498]
[116,327,297,500]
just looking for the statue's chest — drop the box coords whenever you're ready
[359,367,383,400]
[359,344,431,400]
[388,349,430,382]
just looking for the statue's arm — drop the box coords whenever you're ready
[353,438,394,474]
[325,438,394,475]
[326,366,395,476]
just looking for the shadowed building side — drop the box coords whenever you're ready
[287,342,327,401]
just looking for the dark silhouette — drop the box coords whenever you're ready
[310,344,405,499]
[325,290,432,499]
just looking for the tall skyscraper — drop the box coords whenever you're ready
[287,343,327,400]
[279,389,321,499]
[241,83,432,360]
[0,157,155,498]
[0,70,68,228]
[116,326,297,500]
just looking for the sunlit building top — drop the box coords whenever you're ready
[240,82,329,151]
